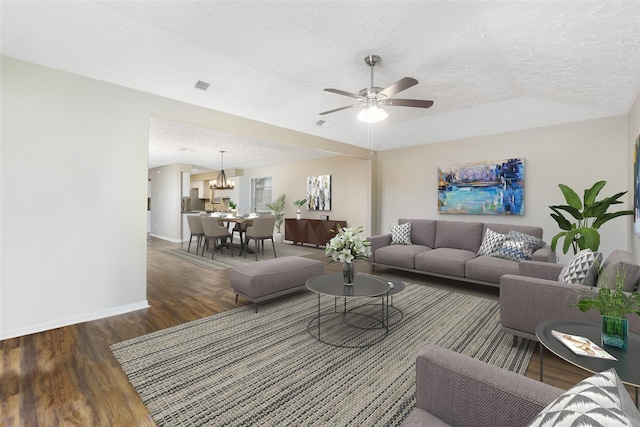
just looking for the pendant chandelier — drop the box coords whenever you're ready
[209,150,235,190]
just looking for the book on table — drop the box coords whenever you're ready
[552,330,617,360]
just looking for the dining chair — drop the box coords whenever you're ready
[186,215,205,255]
[201,216,233,259]
[243,216,276,261]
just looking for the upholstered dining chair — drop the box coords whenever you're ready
[201,216,233,259]
[186,215,205,255]
[243,216,276,261]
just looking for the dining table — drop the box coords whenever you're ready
[208,214,256,255]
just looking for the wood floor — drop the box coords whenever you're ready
[0,237,617,426]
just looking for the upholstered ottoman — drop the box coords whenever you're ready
[230,256,324,312]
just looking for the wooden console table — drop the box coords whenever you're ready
[285,218,347,247]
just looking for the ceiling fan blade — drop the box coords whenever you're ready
[319,104,363,115]
[384,98,434,108]
[377,77,418,99]
[324,88,365,100]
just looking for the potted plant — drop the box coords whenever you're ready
[324,225,371,285]
[265,193,286,242]
[573,266,640,349]
[228,200,237,215]
[549,180,632,254]
[293,198,307,220]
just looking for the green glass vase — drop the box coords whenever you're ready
[601,315,628,350]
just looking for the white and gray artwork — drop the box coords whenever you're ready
[307,175,331,211]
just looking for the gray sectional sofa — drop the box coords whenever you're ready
[368,219,555,287]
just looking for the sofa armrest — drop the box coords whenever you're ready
[519,260,565,280]
[531,245,556,263]
[413,345,561,427]
[367,234,392,262]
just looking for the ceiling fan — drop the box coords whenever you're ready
[320,55,434,123]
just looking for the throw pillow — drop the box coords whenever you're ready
[477,228,509,256]
[527,368,640,427]
[558,249,602,287]
[490,239,531,262]
[390,222,412,245]
[490,230,547,261]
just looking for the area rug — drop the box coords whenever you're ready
[164,242,314,271]
[111,284,535,426]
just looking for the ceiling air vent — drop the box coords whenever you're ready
[316,120,327,127]
[195,80,210,91]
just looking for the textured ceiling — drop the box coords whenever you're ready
[2,1,639,171]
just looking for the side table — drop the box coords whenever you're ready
[536,319,640,405]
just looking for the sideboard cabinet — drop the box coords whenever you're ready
[284,218,347,247]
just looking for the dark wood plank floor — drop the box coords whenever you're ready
[0,237,617,426]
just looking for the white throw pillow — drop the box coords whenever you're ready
[558,249,602,287]
[527,368,640,426]
[390,222,412,245]
[477,228,509,256]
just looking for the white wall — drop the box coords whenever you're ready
[1,56,149,338]
[629,93,640,261]
[376,116,631,263]
[246,155,374,235]
[148,163,191,242]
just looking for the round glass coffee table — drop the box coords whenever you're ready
[306,273,390,348]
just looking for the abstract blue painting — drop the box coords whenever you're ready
[438,158,525,215]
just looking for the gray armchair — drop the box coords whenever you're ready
[500,249,640,342]
[401,345,562,426]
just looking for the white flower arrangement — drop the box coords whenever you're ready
[325,225,371,263]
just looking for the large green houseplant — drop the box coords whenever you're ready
[549,181,632,254]
[265,193,286,233]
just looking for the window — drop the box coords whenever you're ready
[252,177,272,213]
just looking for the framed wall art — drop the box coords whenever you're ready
[307,175,331,211]
[438,158,525,215]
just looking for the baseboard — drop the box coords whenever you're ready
[150,233,182,243]
[0,300,150,340]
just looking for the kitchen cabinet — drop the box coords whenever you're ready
[191,180,208,199]
[285,218,346,247]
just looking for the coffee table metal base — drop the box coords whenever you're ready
[307,294,390,348]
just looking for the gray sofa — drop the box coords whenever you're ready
[400,345,562,427]
[500,249,640,342]
[368,219,555,287]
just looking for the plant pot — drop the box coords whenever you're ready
[273,232,284,243]
[601,315,628,350]
[296,209,301,220]
[342,262,354,286]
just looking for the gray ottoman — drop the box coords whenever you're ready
[230,256,324,312]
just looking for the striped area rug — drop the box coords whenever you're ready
[111,284,535,426]
[164,242,315,271]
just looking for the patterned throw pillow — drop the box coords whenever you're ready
[558,249,602,287]
[390,222,412,245]
[527,369,640,427]
[477,228,509,256]
[490,231,546,261]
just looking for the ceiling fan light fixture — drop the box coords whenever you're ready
[357,105,388,123]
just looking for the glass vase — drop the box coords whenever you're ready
[342,262,354,285]
[601,315,628,350]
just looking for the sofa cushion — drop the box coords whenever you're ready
[375,245,432,269]
[466,255,519,284]
[400,218,436,248]
[415,248,477,278]
[434,221,484,253]
[558,249,602,287]
[477,228,509,256]
[596,249,640,291]
[391,222,412,245]
[527,368,640,427]
[400,408,452,427]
